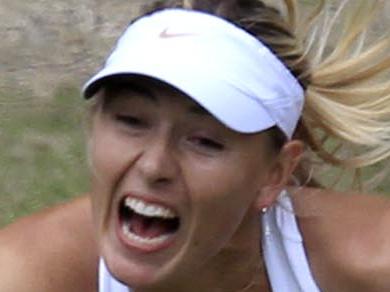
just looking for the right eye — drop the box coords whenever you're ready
[115,114,147,128]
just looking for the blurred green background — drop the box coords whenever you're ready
[0,87,88,226]
[0,0,151,227]
[1,0,389,227]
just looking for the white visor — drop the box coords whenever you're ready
[82,9,304,139]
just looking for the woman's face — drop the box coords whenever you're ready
[89,78,291,288]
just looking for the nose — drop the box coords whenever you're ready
[136,135,179,188]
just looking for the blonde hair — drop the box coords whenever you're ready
[142,0,390,190]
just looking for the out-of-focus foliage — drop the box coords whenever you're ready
[0,0,155,226]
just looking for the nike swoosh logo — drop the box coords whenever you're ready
[159,28,197,39]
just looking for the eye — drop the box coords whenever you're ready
[189,136,225,151]
[115,114,147,128]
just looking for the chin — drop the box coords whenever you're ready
[100,226,183,289]
[95,192,193,288]
[101,240,161,288]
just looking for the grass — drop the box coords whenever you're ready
[0,86,89,227]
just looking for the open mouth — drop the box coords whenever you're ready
[118,196,180,250]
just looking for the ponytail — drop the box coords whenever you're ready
[297,0,390,189]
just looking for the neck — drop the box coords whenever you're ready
[135,212,270,292]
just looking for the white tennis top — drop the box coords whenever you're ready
[99,192,321,292]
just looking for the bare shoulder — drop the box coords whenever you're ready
[292,187,390,291]
[0,196,98,292]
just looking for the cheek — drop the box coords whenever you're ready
[184,154,264,210]
[88,123,139,229]
[90,133,125,185]
[182,157,264,248]
[89,119,141,188]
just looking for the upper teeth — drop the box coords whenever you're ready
[124,197,177,219]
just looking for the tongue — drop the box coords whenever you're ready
[130,213,173,239]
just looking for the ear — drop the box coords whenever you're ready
[254,140,304,211]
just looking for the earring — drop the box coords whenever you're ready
[261,207,268,214]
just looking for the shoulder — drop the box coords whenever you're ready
[292,187,390,291]
[0,196,99,292]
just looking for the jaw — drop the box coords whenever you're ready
[97,188,263,290]
[96,193,189,287]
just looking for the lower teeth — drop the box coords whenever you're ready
[121,223,171,246]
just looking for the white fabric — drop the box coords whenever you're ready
[262,192,321,292]
[99,259,129,292]
[82,8,304,138]
[99,192,320,292]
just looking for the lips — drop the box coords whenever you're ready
[117,195,180,252]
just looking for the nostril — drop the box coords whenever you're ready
[136,145,179,185]
[146,176,174,189]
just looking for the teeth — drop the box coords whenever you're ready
[122,223,171,245]
[124,197,177,219]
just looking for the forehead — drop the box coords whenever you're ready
[101,75,210,114]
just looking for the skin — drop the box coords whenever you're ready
[2,192,390,292]
[0,196,98,292]
[292,187,390,292]
[1,80,390,291]
[88,78,301,292]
